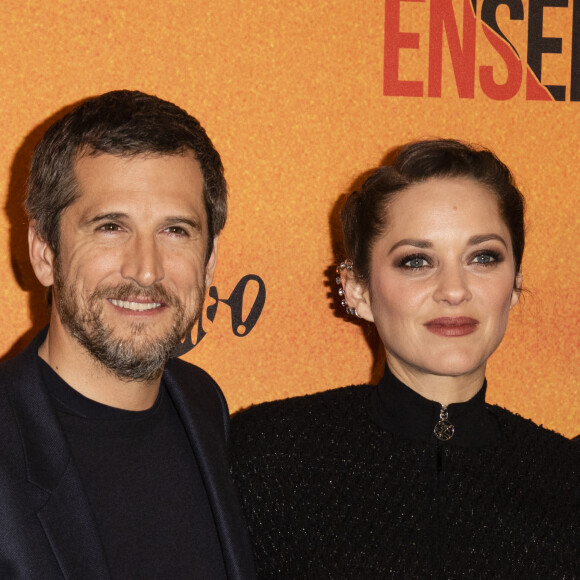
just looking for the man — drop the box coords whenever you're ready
[0,91,255,579]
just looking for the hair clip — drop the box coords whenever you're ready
[336,260,357,316]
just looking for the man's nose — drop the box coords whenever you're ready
[120,234,165,287]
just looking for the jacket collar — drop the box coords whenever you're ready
[5,327,111,578]
[369,364,500,447]
[163,357,256,580]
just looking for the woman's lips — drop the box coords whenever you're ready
[424,317,479,337]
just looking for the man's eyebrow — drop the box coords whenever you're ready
[162,216,203,232]
[468,234,509,249]
[388,239,433,255]
[81,213,128,226]
[81,213,203,232]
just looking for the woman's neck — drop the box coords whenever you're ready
[386,357,486,406]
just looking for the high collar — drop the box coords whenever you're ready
[369,365,500,447]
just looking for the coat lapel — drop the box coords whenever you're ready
[164,359,256,580]
[36,468,111,580]
[6,330,110,579]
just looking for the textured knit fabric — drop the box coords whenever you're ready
[230,370,580,579]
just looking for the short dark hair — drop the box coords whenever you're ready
[341,139,525,285]
[26,90,226,262]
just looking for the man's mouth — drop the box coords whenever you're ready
[109,299,163,312]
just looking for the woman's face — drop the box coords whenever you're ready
[351,176,521,383]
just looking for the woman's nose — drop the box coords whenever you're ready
[432,266,472,305]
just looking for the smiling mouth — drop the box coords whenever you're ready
[109,299,163,312]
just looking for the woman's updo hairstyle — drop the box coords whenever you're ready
[341,139,525,285]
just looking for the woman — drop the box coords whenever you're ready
[230,140,579,578]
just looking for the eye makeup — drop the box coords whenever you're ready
[396,253,432,270]
[469,249,503,266]
[394,247,505,272]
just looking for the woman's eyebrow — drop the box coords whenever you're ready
[387,234,509,255]
[388,239,433,255]
[468,234,508,249]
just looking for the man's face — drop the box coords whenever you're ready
[47,152,216,381]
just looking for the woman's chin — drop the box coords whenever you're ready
[393,353,487,381]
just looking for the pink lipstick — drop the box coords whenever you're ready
[424,317,479,337]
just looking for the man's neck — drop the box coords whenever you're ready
[38,326,162,411]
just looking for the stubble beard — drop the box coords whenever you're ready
[53,263,204,382]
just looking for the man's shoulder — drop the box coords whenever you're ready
[0,333,52,479]
[163,357,229,426]
[163,357,224,401]
[0,336,43,403]
[0,329,46,381]
[164,356,219,387]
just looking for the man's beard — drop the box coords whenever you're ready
[53,264,204,382]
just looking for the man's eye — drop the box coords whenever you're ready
[166,226,187,235]
[99,223,121,232]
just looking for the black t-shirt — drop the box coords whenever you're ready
[40,358,227,580]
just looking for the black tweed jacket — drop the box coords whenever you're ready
[231,369,579,579]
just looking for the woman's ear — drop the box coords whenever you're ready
[28,221,56,288]
[510,270,523,309]
[340,265,374,322]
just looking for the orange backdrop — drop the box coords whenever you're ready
[0,0,578,436]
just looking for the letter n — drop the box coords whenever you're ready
[429,0,477,97]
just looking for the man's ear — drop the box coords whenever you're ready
[204,237,218,287]
[340,266,374,322]
[28,221,55,288]
[510,269,523,309]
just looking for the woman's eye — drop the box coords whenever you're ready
[401,255,430,269]
[472,252,499,265]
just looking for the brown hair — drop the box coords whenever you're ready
[341,139,525,285]
[26,90,227,262]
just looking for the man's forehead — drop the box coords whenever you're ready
[67,151,206,220]
[73,149,201,173]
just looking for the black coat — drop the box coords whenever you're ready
[231,370,580,578]
[0,329,255,579]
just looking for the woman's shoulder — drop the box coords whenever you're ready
[233,383,371,419]
[488,404,580,470]
[230,383,375,448]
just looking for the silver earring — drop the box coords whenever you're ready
[336,260,357,316]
